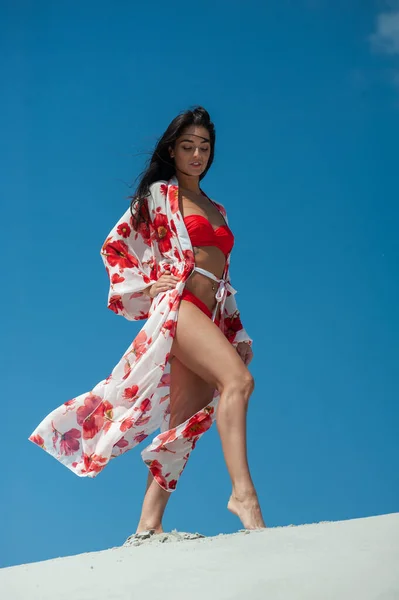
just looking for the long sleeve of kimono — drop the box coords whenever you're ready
[100,197,157,321]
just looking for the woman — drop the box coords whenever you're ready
[29,106,265,532]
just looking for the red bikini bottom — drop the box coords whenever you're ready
[181,289,220,327]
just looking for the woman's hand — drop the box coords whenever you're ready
[143,271,180,298]
[236,342,253,366]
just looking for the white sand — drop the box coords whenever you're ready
[1,513,398,600]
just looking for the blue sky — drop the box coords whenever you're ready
[1,0,398,568]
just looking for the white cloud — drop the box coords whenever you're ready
[370,11,399,54]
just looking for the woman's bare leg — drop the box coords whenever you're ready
[171,301,266,529]
[136,471,169,533]
[136,353,214,533]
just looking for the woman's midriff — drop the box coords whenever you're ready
[183,245,226,318]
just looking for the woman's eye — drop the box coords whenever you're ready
[181,146,209,152]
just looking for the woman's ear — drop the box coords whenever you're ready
[168,145,175,158]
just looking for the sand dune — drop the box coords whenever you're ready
[2,513,398,600]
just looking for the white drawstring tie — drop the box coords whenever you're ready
[191,266,237,321]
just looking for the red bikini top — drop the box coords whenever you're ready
[184,214,234,257]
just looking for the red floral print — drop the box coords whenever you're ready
[168,186,179,214]
[162,319,177,337]
[123,385,139,401]
[135,414,151,427]
[29,434,45,448]
[52,424,59,449]
[104,401,113,420]
[59,428,81,456]
[148,458,162,475]
[114,437,129,449]
[157,373,171,387]
[102,239,139,270]
[122,360,132,380]
[134,431,148,444]
[146,459,167,489]
[64,399,76,407]
[147,257,158,282]
[129,291,148,299]
[120,416,134,432]
[153,213,173,253]
[157,428,178,445]
[76,394,105,440]
[182,249,195,277]
[181,412,213,439]
[136,398,151,413]
[130,198,152,246]
[167,288,179,311]
[116,222,131,238]
[82,453,108,475]
[62,399,77,414]
[109,295,124,314]
[132,330,148,360]
[103,420,112,435]
[111,273,125,284]
[223,311,244,343]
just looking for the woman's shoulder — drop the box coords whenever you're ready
[149,179,169,196]
[213,200,227,217]
[207,194,227,218]
[147,181,170,214]
[201,188,227,217]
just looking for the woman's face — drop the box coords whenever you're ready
[170,125,211,178]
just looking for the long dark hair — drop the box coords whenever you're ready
[129,106,216,228]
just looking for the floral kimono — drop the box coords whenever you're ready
[29,176,252,491]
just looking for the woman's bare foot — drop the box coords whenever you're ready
[228,491,266,530]
[135,522,164,534]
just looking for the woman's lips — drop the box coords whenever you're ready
[190,163,202,168]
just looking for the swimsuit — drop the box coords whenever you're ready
[184,214,234,257]
[181,214,235,325]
